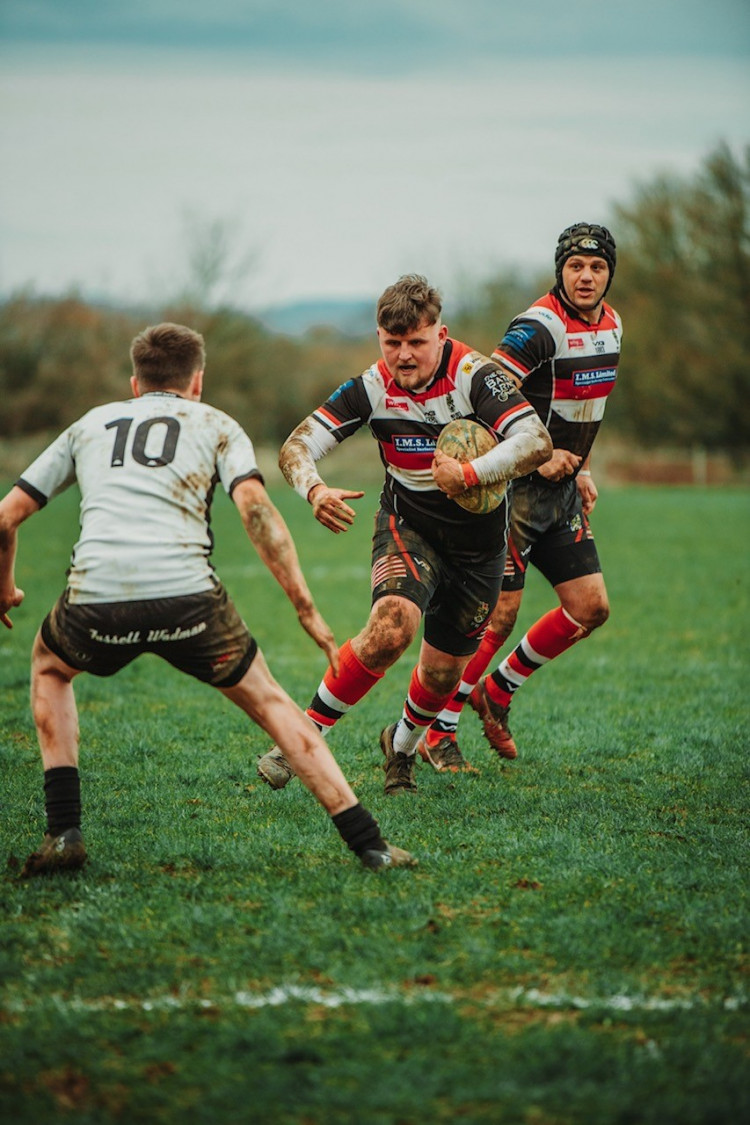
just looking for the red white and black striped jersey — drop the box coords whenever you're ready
[311,337,537,556]
[492,288,622,478]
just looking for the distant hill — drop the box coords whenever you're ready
[257,298,373,337]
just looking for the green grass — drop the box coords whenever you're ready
[1,482,748,1123]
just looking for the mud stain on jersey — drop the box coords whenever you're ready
[168,471,213,522]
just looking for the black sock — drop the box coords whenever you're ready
[43,766,81,836]
[332,803,386,856]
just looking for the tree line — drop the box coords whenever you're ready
[1,143,748,459]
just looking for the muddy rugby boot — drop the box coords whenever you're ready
[380,724,418,795]
[469,681,518,760]
[20,828,87,878]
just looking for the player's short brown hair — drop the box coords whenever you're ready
[376,274,442,335]
[130,323,206,390]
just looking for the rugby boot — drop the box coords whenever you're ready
[380,724,418,795]
[469,681,518,760]
[417,731,476,773]
[20,827,87,878]
[257,745,296,789]
[359,843,418,870]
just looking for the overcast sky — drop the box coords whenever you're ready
[1,0,749,313]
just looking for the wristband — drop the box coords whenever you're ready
[462,462,480,488]
[578,470,592,477]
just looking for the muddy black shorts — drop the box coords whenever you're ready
[370,508,504,657]
[41,583,257,687]
[502,475,601,592]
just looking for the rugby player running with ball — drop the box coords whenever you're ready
[257,275,551,795]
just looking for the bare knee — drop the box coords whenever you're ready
[588,601,610,631]
[354,597,419,671]
[419,661,461,696]
[557,576,610,634]
[490,591,522,636]
[570,598,610,633]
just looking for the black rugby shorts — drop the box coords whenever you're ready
[41,583,257,687]
[370,508,504,657]
[502,476,602,591]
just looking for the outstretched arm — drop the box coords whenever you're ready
[0,486,39,628]
[232,477,340,673]
[279,416,364,534]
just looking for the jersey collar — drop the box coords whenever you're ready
[552,284,606,326]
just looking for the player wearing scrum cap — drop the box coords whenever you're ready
[421,224,623,765]
[256,274,551,796]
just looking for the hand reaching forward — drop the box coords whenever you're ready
[297,603,340,675]
[0,586,24,629]
[309,485,365,533]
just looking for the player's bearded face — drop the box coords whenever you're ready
[377,319,448,391]
[561,255,610,316]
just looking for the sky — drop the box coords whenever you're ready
[1,0,749,314]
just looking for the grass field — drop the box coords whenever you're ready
[0,480,748,1124]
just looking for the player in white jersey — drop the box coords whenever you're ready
[256,276,551,796]
[419,224,622,766]
[0,322,415,875]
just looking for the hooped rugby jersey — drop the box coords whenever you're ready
[492,287,622,482]
[16,392,262,603]
[310,338,537,555]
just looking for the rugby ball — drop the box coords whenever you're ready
[436,418,506,514]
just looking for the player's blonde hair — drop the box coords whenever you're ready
[376,274,442,335]
[130,323,206,389]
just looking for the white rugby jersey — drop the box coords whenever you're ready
[17,392,262,603]
[492,288,622,475]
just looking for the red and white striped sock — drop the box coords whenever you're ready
[428,627,508,743]
[487,606,589,707]
[393,667,457,756]
[306,639,383,733]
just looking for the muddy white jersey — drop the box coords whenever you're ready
[17,392,262,603]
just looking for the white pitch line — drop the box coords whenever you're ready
[3,985,745,1014]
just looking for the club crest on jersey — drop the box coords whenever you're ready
[393,435,437,455]
[471,601,490,629]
